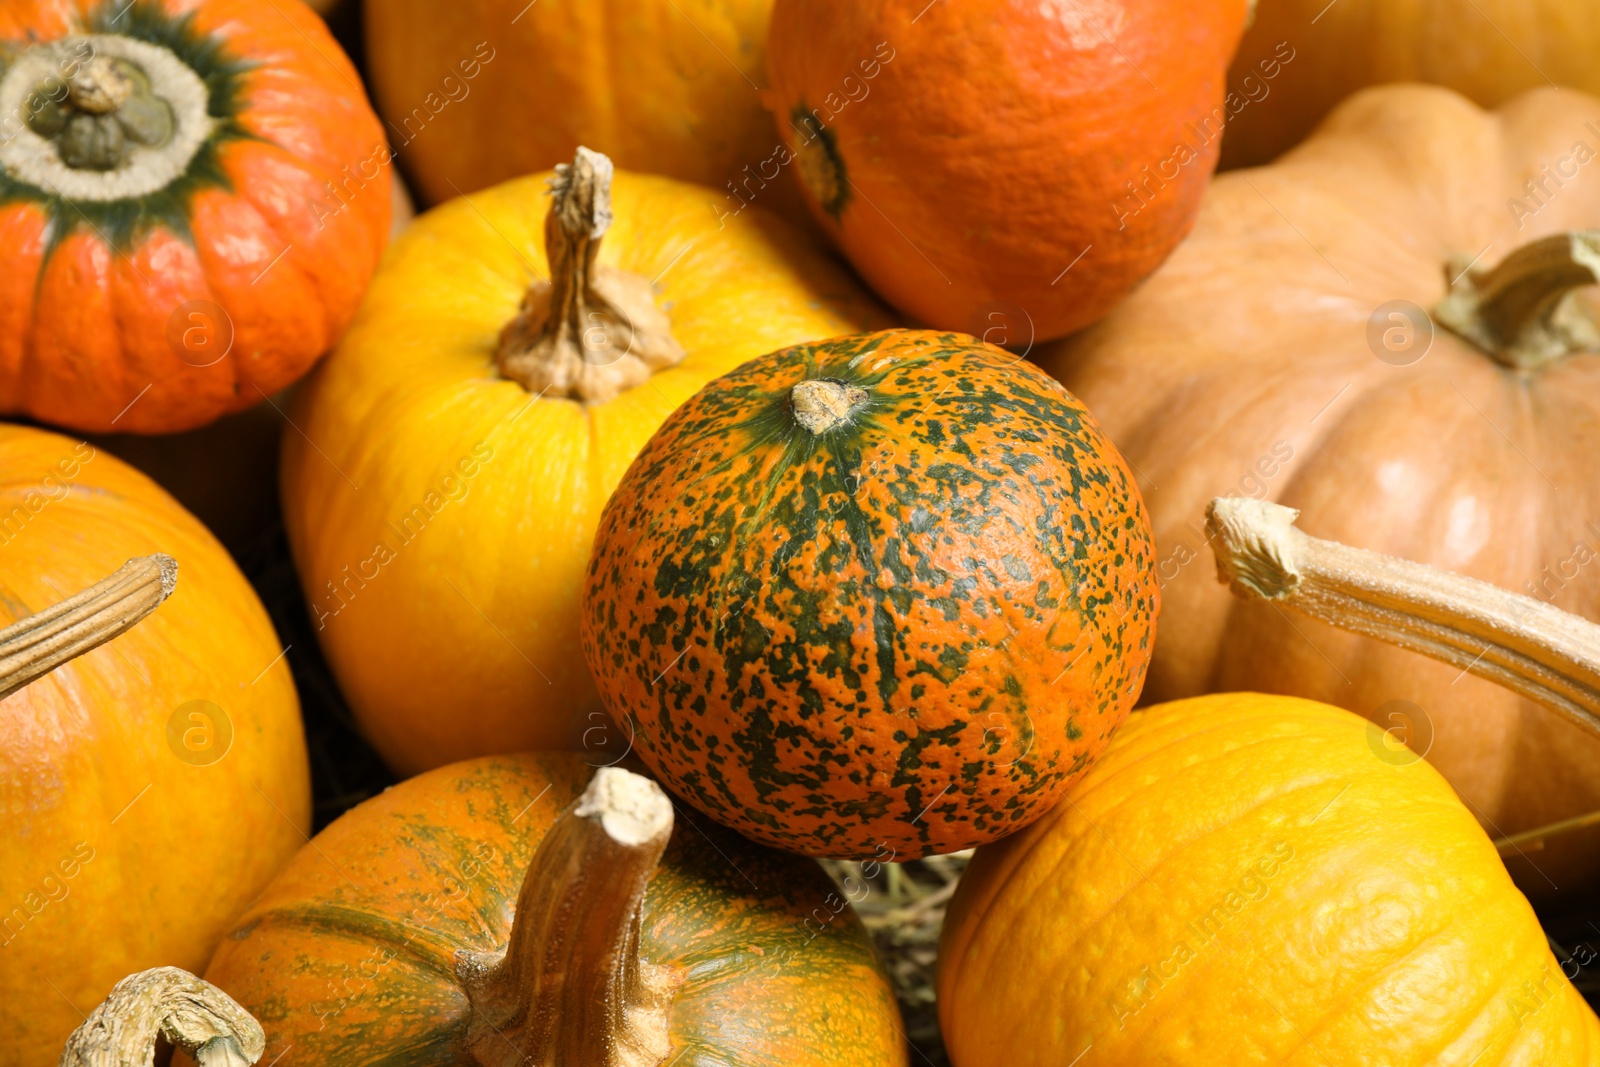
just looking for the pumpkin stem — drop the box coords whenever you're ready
[58,966,265,1067]
[0,554,177,702]
[495,147,685,404]
[1205,497,1600,736]
[459,767,677,1067]
[791,378,868,433]
[1434,230,1600,370]
[24,51,179,172]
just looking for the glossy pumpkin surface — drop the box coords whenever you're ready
[282,165,891,776]
[365,0,810,222]
[764,0,1250,340]
[196,752,907,1067]
[939,693,1600,1066]
[582,330,1159,859]
[0,424,308,1067]
[1037,85,1600,887]
[0,0,390,434]
[1224,0,1600,168]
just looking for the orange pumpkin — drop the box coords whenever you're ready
[764,0,1251,340]
[1037,84,1600,882]
[0,0,390,434]
[581,329,1160,859]
[195,759,907,1066]
[0,424,308,1067]
[364,0,812,223]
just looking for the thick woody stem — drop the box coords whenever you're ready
[0,555,177,701]
[1434,230,1600,370]
[460,768,676,1067]
[495,147,684,404]
[1205,497,1600,737]
[58,967,264,1067]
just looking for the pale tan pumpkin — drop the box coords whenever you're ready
[1037,84,1600,889]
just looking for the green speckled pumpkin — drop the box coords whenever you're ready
[192,755,906,1067]
[581,330,1160,859]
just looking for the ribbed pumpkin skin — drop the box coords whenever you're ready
[582,330,1159,859]
[365,0,810,223]
[1223,0,1600,168]
[282,168,891,776]
[0,0,389,433]
[939,694,1600,1067]
[0,425,308,1067]
[1036,86,1600,888]
[764,0,1250,340]
[195,753,907,1067]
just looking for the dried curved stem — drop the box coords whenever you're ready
[460,767,677,1067]
[0,555,177,701]
[59,967,264,1067]
[1206,497,1600,856]
[1205,497,1600,738]
[1435,230,1600,370]
[495,147,684,404]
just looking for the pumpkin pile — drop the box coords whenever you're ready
[5,2,1600,1066]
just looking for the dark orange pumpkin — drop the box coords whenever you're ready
[763,0,1251,341]
[0,0,390,434]
[194,758,907,1067]
[581,330,1160,859]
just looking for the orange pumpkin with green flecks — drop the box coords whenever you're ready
[191,755,907,1067]
[581,329,1160,859]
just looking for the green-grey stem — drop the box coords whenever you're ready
[28,54,175,171]
[1434,230,1600,370]
[459,767,677,1067]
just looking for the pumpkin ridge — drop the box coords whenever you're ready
[1281,903,1532,1065]
[960,766,1367,1009]
[0,2,260,261]
[236,903,470,978]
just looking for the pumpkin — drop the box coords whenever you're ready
[0,0,391,434]
[938,692,1600,1066]
[364,0,812,223]
[581,329,1160,859]
[281,148,891,776]
[1035,84,1600,881]
[1223,0,1600,168]
[191,759,908,1067]
[762,0,1251,341]
[0,424,308,1067]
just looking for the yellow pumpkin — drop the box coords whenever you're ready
[282,148,891,776]
[0,424,308,1067]
[939,693,1600,1066]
